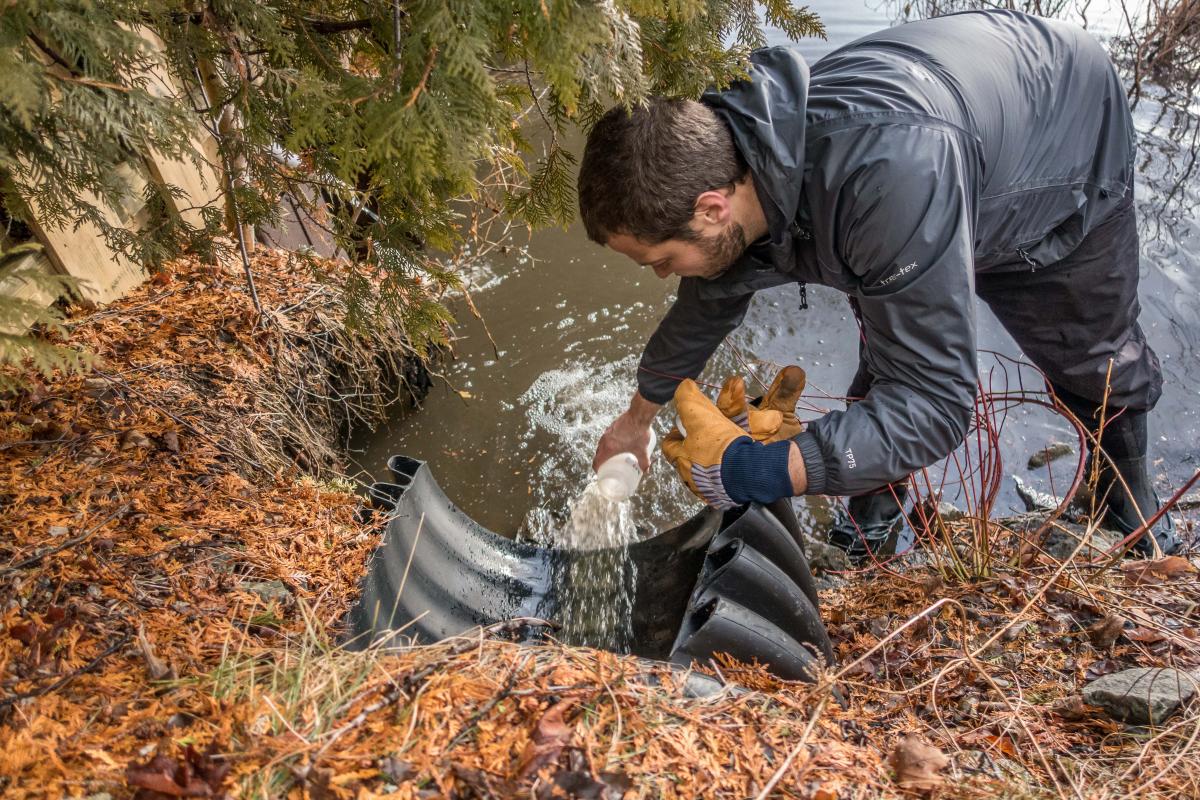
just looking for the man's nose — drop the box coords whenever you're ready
[652,263,672,279]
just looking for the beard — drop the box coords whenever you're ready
[696,222,748,279]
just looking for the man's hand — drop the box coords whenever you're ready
[664,379,808,508]
[716,367,807,442]
[759,365,807,441]
[663,380,764,508]
[593,392,662,472]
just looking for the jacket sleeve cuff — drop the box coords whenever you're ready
[636,366,682,406]
[793,431,828,495]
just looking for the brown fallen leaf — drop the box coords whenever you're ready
[120,429,153,450]
[1084,658,1122,681]
[1052,695,1093,722]
[452,763,498,798]
[137,625,173,680]
[294,764,336,800]
[8,622,36,645]
[983,733,1019,759]
[545,765,631,800]
[1122,556,1197,586]
[890,734,949,791]
[919,573,944,598]
[129,753,218,800]
[31,420,68,441]
[1087,614,1125,650]
[1125,625,1167,644]
[517,699,574,781]
[379,756,414,784]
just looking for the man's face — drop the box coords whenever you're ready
[606,222,748,280]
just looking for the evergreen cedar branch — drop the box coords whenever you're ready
[0,1,823,383]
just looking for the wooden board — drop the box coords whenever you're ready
[0,250,64,334]
[24,160,151,305]
[4,26,224,315]
[134,27,224,229]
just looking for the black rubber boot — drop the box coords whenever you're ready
[1094,452,1180,556]
[1054,387,1180,557]
[827,484,908,562]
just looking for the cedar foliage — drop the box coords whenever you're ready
[0,241,88,390]
[0,0,824,374]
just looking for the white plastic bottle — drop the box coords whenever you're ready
[595,429,657,502]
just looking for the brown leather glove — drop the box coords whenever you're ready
[662,380,782,509]
[759,365,806,441]
[716,366,807,443]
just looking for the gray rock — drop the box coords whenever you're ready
[934,501,966,522]
[997,513,1123,561]
[680,671,735,698]
[48,525,69,537]
[804,536,850,574]
[1083,668,1196,725]
[813,574,843,592]
[1027,442,1075,469]
[907,499,965,530]
[1042,524,1124,561]
[1012,475,1062,512]
[240,579,291,603]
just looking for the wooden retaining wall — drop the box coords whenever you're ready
[2,29,223,328]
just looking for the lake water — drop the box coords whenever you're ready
[352,1,1199,543]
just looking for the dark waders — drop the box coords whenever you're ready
[829,191,1180,559]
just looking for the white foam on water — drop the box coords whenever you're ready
[516,354,702,542]
[520,355,637,444]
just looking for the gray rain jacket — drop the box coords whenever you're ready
[636,10,1135,496]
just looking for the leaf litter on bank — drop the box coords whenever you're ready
[0,246,1198,798]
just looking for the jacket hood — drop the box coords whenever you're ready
[702,47,810,252]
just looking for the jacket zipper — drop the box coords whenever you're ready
[1016,246,1040,271]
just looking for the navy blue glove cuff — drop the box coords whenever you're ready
[720,438,795,505]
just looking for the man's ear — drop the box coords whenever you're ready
[692,188,733,231]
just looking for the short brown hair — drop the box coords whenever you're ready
[577,99,748,245]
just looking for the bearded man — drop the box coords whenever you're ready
[578,10,1180,558]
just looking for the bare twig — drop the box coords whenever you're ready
[0,503,130,574]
